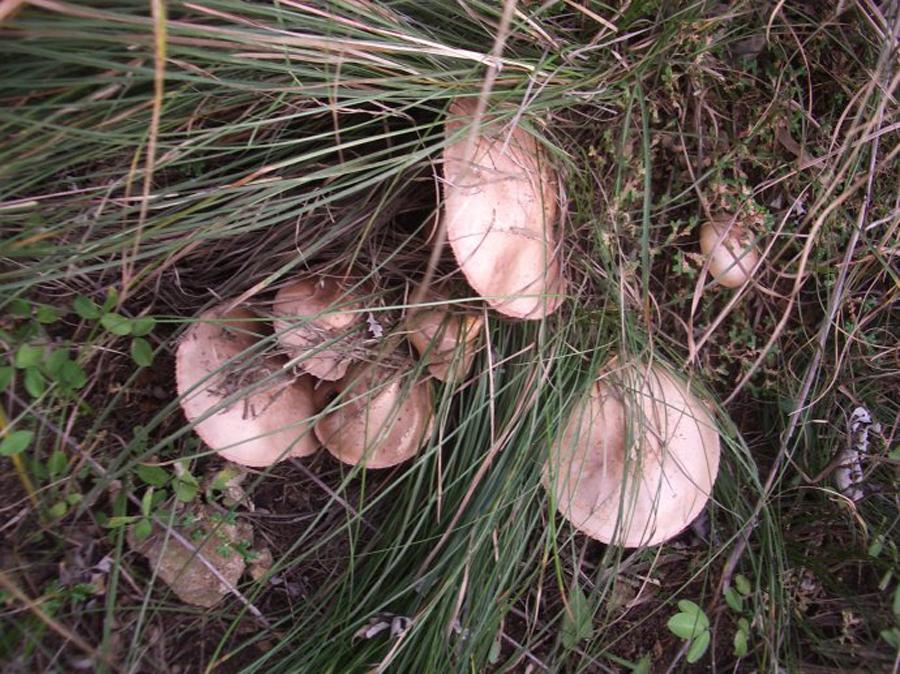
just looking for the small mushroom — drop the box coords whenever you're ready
[699,216,759,288]
[272,277,367,381]
[176,306,318,467]
[406,309,483,382]
[315,360,433,469]
[443,98,565,319]
[544,361,720,547]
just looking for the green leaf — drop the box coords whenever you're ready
[676,600,709,630]
[173,477,198,503]
[151,488,168,508]
[24,367,46,397]
[100,313,132,336]
[0,430,34,456]
[60,360,86,389]
[881,628,899,649]
[667,612,708,640]
[686,630,710,663]
[35,305,59,324]
[130,337,154,367]
[101,288,119,313]
[104,515,139,529]
[47,450,68,477]
[132,517,153,541]
[561,584,593,649]
[140,487,154,517]
[733,628,748,657]
[868,536,884,558]
[14,344,43,369]
[0,366,13,390]
[7,298,31,317]
[487,635,501,664]
[735,574,752,597]
[47,501,68,520]
[724,587,744,613]
[737,617,750,633]
[73,295,101,320]
[893,583,900,621]
[66,492,83,506]
[44,348,68,378]
[632,656,652,674]
[136,464,170,488]
[130,316,156,337]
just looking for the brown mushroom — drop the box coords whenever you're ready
[443,98,565,319]
[406,308,483,382]
[176,306,318,467]
[315,360,433,469]
[699,216,759,288]
[544,361,720,547]
[272,277,365,381]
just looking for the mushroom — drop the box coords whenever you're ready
[443,98,565,319]
[272,277,365,381]
[544,361,720,547]
[406,309,483,382]
[699,216,759,288]
[315,360,433,469]
[176,306,318,467]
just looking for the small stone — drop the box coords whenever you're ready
[128,504,252,608]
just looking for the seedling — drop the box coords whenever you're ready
[667,599,711,664]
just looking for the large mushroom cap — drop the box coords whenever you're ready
[544,362,720,547]
[443,98,565,319]
[176,306,319,467]
[272,277,365,381]
[315,360,433,469]
[699,216,759,289]
[406,309,483,382]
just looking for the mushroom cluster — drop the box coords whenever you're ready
[175,97,565,470]
[173,97,724,549]
[176,280,481,470]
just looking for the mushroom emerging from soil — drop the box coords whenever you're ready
[442,98,565,319]
[176,306,318,467]
[544,361,721,547]
[406,309,483,382]
[272,277,365,381]
[699,216,760,288]
[315,360,433,468]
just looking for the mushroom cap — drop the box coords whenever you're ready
[544,363,720,547]
[443,98,565,319]
[406,309,483,382]
[176,306,319,467]
[699,217,759,289]
[314,360,433,469]
[272,277,365,381]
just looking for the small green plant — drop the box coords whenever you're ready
[72,291,157,367]
[560,583,594,649]
[103,460,200,540]
[723,573,755,657]
[667,599,711,664]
